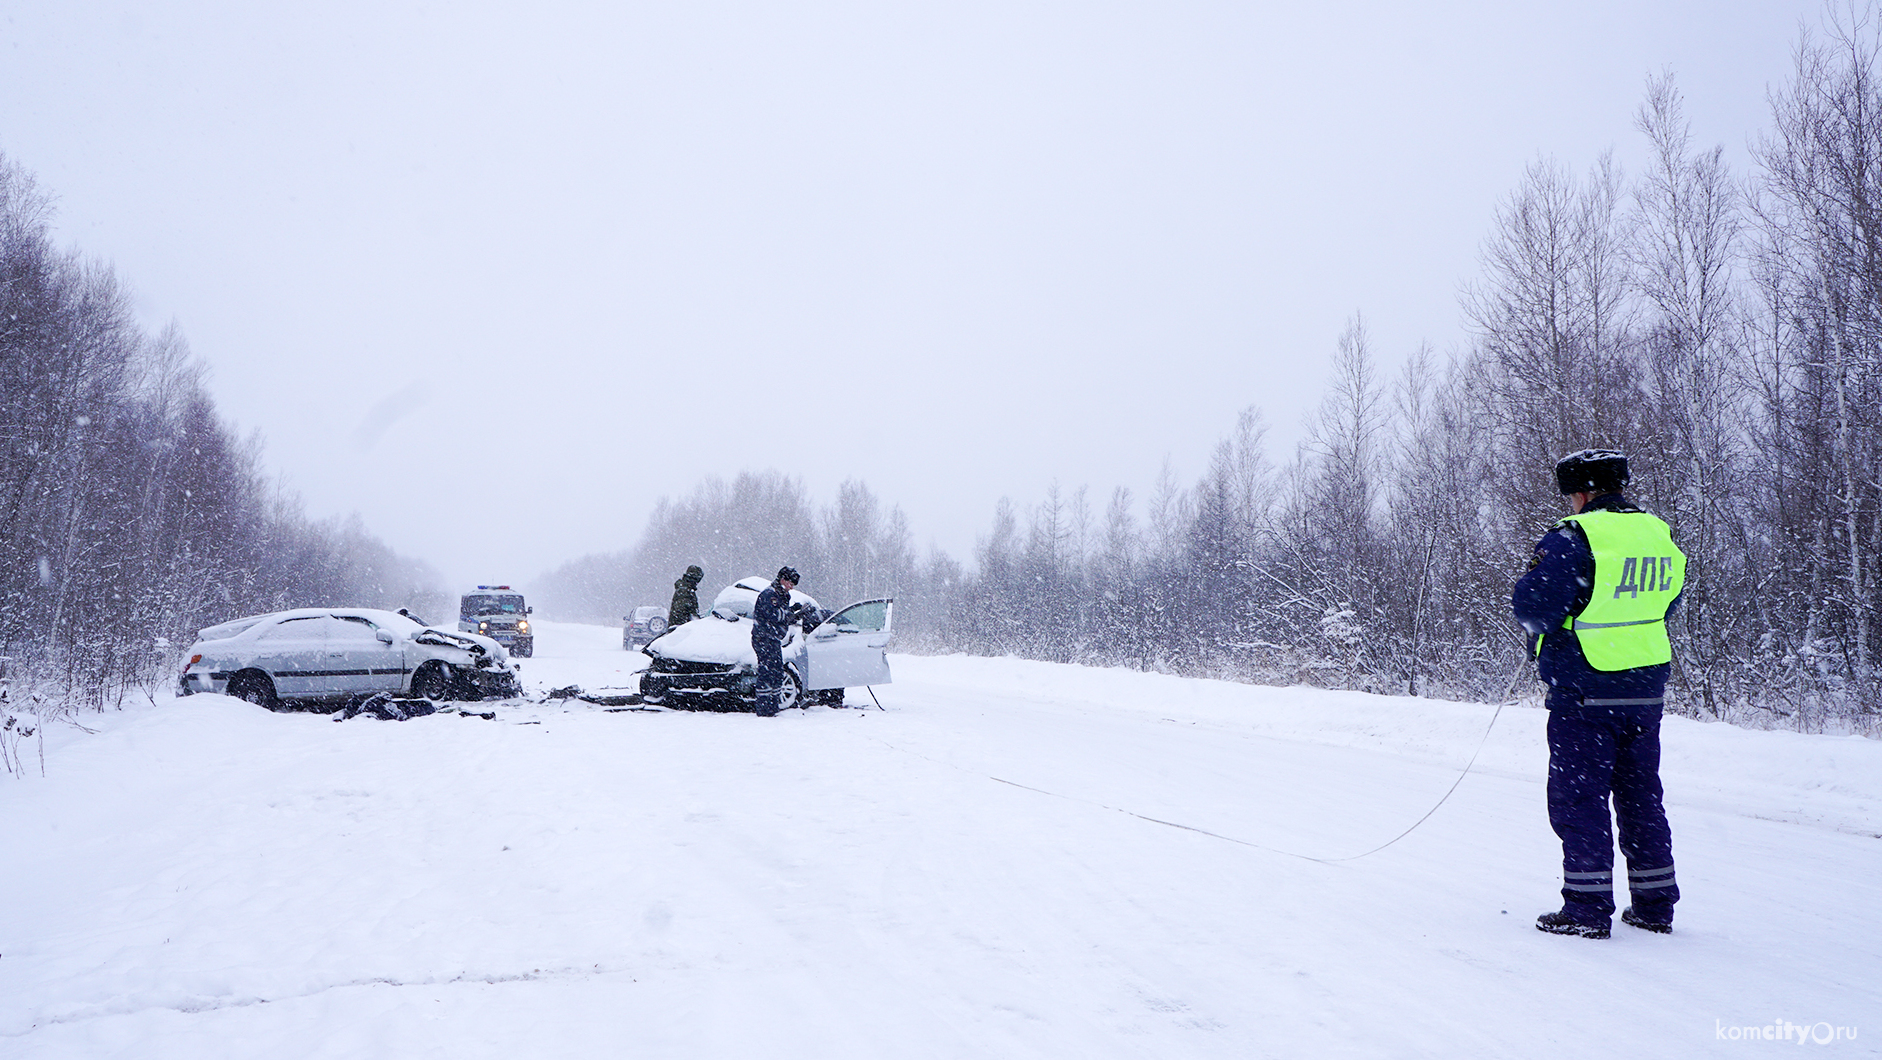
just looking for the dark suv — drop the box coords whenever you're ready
[624,605,668,649]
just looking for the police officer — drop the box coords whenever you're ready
[1513,449,1684,939]
[751,566,802,717]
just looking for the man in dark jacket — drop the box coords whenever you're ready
[1513,449,1685,939]
[668,565,704,628]
[751,566,802,717]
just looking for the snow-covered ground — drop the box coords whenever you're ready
[4,619,1877,1058]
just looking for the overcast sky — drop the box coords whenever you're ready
[1,0,1822,590]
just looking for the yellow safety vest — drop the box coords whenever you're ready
[1556,508,1686,672]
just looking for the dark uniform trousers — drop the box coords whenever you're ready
[1546,697,1680,921]
[753,635,785,716]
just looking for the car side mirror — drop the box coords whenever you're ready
[375,629,395,644]
[527,606,534,614]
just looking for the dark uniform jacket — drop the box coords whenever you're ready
[751,582,798,643]
[1512,493,1682,707]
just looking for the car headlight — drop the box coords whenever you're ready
[516,620,529,634]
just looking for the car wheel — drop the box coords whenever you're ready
[778,668,804,712]
[228,670,280,711]
[411,661,453,701]
[649,616,668,634]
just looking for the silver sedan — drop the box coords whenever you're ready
[177,607,522,710]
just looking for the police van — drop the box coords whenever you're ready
[458,585,533,658]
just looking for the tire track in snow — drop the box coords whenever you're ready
[2,962,637,1037]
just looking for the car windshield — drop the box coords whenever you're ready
[462,594,524,617]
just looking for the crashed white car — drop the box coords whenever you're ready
[177,608,522,710]
[639,577,893,711]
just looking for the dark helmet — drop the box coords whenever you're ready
[1555,449,1629,495]
[777,565,801,585]
[682,564,703,584]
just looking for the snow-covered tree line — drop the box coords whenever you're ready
[0,154,445,713]
[939,15,1882,729]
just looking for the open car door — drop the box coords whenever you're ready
[803,599,893,691]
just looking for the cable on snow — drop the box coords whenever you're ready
[861,698,1509,866]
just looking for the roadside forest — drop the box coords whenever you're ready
[547,14,1882,732]
[0,156,444,723]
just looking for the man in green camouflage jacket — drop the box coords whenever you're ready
[667,565,704,628]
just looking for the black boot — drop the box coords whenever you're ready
[1536,909,1610,939]
[1621,907,1672,934]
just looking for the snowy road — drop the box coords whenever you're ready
[4,620,1878,1058]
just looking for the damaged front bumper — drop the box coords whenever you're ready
[463,665,523,700]
[639,663,754,710]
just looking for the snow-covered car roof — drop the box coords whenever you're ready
[189,609,508,662]
[710,577,818,619]
[195,607,427,642]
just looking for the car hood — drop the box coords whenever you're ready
[413,626,510,662]
[646,614,801,667]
